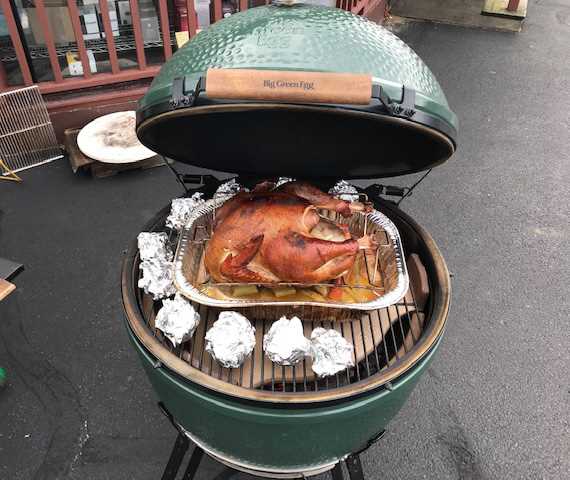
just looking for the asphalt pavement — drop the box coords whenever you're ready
[1,1,568,478]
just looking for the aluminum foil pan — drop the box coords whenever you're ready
[173,196,409,311]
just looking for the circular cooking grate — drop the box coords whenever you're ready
[122,198,450,402]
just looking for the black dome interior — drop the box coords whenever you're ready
[138,106,454,179]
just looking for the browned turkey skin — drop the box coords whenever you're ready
[205,181,374,284]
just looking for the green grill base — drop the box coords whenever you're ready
[128,325,441,473]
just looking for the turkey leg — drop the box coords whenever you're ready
[219,234,274,283]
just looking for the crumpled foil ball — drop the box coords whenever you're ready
[263,316,311,366]
[214,178,245,197]
[275,177,295,187]
[138,257,176,300]
[137,232,173,261]
[329,180,360,202]
[166,193,205,231]
[137,231,176,300]
[155,294,200,347]
[205,311,256,368]
[310,328,355,378]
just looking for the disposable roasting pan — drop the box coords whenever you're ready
[173,195,409,313]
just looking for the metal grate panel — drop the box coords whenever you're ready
[0,86,62,175]
[135,214,428,395]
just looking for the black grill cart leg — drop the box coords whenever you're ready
[345,454,365,480]
[182,446,205,480]
[161,432,190,480]
[213,467,241,479]
[331,462,345,480]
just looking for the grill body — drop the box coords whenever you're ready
[129,5,457,473]
[122,197,450,474]
[130,330,439,474]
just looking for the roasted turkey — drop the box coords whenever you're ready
[204,181,375,284]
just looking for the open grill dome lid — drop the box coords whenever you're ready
[136,4,458,179]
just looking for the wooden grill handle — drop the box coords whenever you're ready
[206,68,373,105]
[0,279,15,302]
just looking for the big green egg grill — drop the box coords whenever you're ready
[124,4,455,478]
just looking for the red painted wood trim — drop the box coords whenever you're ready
[46,86,149,112]
[213,0,222,22]
[352,0,367,14]
[67,0,92,78]
[186,0,197,36]
[507,0,519,11]
[0,58,8,88]
[0,0,33,84]
[157,0,172,59]
[129,0,147,69]
[99,0,120,74]
[239,0,247,11]
[33,66,160,94]
[34,0,63,82]
[363,0,385,17]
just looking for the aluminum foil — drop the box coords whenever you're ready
[137,232,176,300]
[155,293,200,347]
[137,232,173,261]
[263,316,311,366]
[275,177,295,187]
[166,193,205,231]
[214,178,245,197]
[329,180,360,202]
[310,328,355,378]
[138,257,177,300]
[205,311,256,368]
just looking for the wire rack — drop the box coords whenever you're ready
[135,207,428,393]
[0,86,62,175]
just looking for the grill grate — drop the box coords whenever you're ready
[0,86,62,175]
[135,213,429,394]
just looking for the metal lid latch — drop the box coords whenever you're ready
[170,77,205,109]
[371,84,417,118]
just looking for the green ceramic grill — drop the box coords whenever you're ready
[136,3,457,179]
[125,4,455,478]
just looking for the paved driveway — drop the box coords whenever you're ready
[1,2,568,478]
